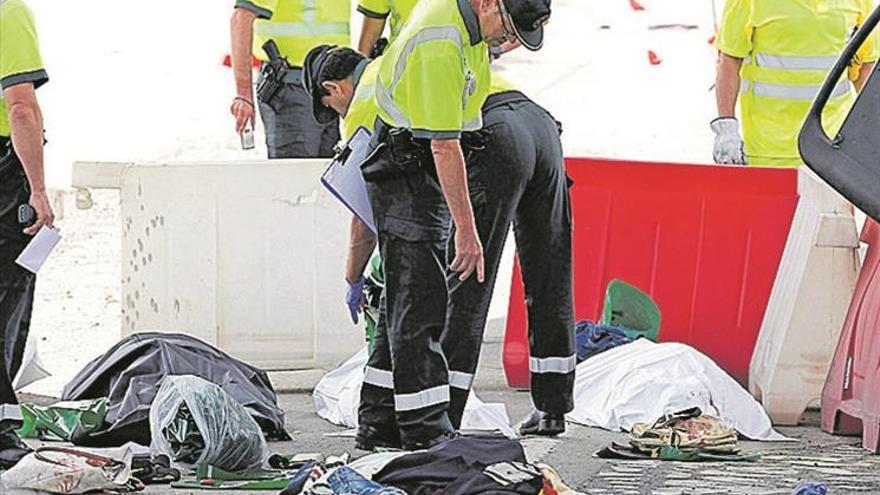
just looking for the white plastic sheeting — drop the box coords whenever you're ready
[566,339,790,441]
[12,335,50,391]
[314,348,515,438]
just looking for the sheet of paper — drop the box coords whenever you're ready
[321,126,376,233]
[15,226,62,274]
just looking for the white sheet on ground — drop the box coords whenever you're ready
[314,348,515,438]
[566,339,790,441]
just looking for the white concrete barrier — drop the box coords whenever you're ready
[749,169,861,425]
[73,160,363,370]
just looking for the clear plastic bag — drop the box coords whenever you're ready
[149,375,268,471]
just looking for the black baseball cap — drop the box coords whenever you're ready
[302,45,340,125]
[502,0,551,51]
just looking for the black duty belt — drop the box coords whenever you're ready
[483,90,530,112]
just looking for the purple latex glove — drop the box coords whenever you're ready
[346,277,366,324]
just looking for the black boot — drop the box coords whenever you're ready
[518,410,566,437]
[355,424,402,452]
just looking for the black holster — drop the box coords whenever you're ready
[362,120,433,181]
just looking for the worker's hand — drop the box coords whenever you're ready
[710,117,747,165]
[450,225,485,283]
[24,190,54,236]
[346,276,366,324]
[230,96,256,135]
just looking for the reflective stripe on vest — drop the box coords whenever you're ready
[529,355,577,375]
[256,0,348,37]
[375,26,465,129]
[255,21,349,37]
[741,79,851,100]
[745,53,840,71]
[740,51,852,101]
[394,385,450,411]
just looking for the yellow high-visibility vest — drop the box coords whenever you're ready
[373,0,491,140]
[237,0,351,67]
[0,0,48,138]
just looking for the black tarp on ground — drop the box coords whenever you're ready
[61,332,290,446]
[799,6,880,223]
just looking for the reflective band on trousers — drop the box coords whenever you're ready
[529,355,577,374]
[364,366,394,389]
[255,22,349,37]
[746,53,840,71]
[448,371,475,390]
[0,404,22,422]
[376,26,465,129]
[740,79,851,100]
[394,385,450,411]
[364,366,475,391]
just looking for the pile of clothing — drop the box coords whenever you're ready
[276,435,579,495]
[597,407,761,462]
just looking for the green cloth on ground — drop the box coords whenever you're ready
[171,478,291,490]
[171,464,293,491]
[17,399,108,442]
[195,463,286,481]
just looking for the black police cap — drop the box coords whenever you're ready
[502,0,551,51]
[302,44,341,125]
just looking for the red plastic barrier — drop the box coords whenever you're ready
[821,219,880,453]
[503,158,799,388]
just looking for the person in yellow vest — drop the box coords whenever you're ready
[230,0,350,158]
[316,0,552,451]
[356,0,420,55]
[712,0,879,167]
[306,1,562,452]
[0,0,52,468]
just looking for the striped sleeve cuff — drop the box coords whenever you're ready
[411,129,461,140]
[235,0,272,19]
[357,5,389,19]
[1,69,49,91]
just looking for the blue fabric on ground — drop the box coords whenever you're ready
[575,320,635,362]
[280,461,318,495]
[792,481,829,495]
[327,467,406,494]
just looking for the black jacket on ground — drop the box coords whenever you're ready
[372,435,543,495]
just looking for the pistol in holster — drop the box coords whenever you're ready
[256,40,290,111]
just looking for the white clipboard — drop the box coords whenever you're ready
[321,126,377,234]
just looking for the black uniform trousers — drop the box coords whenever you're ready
[0,139,35,422]
[443,92,576,428]
[358,134,455,448]
[256,69,340,159]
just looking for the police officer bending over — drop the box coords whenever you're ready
[304,0,561,451]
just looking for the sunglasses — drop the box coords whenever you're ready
[496,0,517,43]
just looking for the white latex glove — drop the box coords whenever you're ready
[710,117,747,165]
